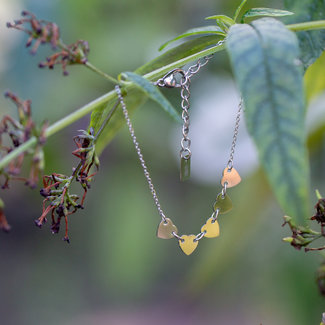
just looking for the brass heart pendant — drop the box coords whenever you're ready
[201,217,220,238]
[157,218,178,239]
[178,235,198,255]
[213,193,233,214]
[221,167,241,188]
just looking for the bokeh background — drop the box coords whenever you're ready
[0,0,325,324]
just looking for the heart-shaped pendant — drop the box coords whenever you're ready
[221,167,241,188]
[213,193,232,214]
[178,235,198,255]
[157,218,178,239]
[201,217,220,238]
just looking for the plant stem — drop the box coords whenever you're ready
[84,62,119,84]
[0,42,225,170]
[287,20,325,32]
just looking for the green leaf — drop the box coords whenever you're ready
[159,26,225,51]
[283,0,325,69]
[233,0,248,22]
[205,15,235,29]
[304,51,325,102]
[226,18,310,222]
[91,87,147,155]
[135,35,223,75]
[242,8,294,22]
[90,99,117,135]
[121,71,181,123]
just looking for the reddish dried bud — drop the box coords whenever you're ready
[63,236,70,244]
[56,204,65,217]
[51,219,61,234]
[34,217,46,228]
[311,199,325,224]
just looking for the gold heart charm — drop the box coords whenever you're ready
[157,218,178,239]
[221,167,241,188]
[178,235,198,255]
[213,193,233,214]
[201,217,220,238]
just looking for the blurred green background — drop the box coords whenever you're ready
[0,0,325,324]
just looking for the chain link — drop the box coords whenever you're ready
[180,76,191,159]
[115,85,167,223]
[172,231,183,241]
[227,98,242,169]
[211,209,219,222]
[194,231,206,242]
[221,182,228,198]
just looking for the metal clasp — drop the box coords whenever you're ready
[155,68,186,88]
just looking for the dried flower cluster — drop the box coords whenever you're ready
[282,193,325,252]
[0,91,47,232]
[34,129,99,243]
[0,11,97,236]
[7,11,89,75]
[0,91,47,189]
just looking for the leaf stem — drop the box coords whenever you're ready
[287,20,325,32]
[84,62,119,84]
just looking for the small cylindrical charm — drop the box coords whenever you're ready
[180,156,191,181]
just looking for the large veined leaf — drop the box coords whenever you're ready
[159,26,225,51]
[136,35,223,75]
[226,18,310,222]
[283,0,325,69]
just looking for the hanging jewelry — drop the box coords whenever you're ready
[115,83,242,255]
[156,56,213,181]
[115,46,243,255]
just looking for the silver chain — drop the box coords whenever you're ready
[227,98,242,170]
[180,76,191,159]
[115,85,167,223]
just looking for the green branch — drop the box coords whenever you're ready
[0,42,225,170]
[286,20,325,32]
[84,62,119,84]
[1,19,324,171]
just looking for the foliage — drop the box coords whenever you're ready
[283,0,325,69]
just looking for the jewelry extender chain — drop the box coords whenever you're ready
[116,48,243,255]
[155,48,220,181]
